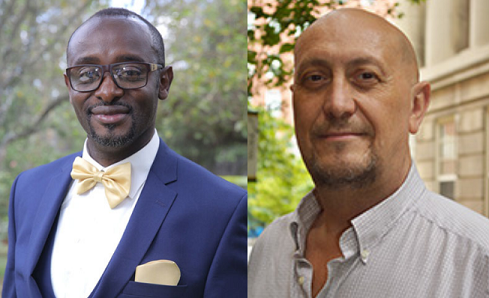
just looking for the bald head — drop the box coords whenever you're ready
[291,8,431,194]
[294,8,419,83]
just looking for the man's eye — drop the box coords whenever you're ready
[358,72,377,81]
[117,67,144,81]
[78,68,100,83]
[299,73,329,89]
[307,74,324,81]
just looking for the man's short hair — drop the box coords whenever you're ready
[67,7,165,66]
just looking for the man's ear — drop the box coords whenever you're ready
[408,81,431,134]
[64,73,70,88]
[158,66,173,100]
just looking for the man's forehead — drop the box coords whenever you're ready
[67,16,153,64]
[295,29,392,67]
[295,53,388,73]
[294,10,404,68]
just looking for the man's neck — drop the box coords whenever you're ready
[313,156,412,233]
[305,157,412,297]
[87,144,139,167]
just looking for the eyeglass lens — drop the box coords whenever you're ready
[69,63,150,92]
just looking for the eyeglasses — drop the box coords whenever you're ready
[66,62,164,92]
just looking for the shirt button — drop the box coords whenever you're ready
[361,249,370,260]
[298,276,305,285]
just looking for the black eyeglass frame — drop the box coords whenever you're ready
[66,62,165,92]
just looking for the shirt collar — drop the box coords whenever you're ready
[351,163,426,261]
[290,191,321,253]
[290,162,426,262]
[81,129,160,200]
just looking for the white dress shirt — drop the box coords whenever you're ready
[51,130,160,298]
[248,163,489,298]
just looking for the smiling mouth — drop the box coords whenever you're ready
[319,132,366,141]
[89,104,131,125]
[93,114,128,124]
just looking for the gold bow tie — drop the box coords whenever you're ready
[71,157,131,209]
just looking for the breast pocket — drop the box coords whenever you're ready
[118,281,187,298]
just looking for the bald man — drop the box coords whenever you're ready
[248,8,489,298]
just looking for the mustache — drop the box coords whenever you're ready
[311,118,374,137]
[87,102,133,115]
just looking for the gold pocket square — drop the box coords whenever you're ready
[135,260,181,286]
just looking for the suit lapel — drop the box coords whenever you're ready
[25,155,78,275]
[90,140,179,298]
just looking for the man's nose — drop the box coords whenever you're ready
[94,73,124,103]
[323,77,356,119]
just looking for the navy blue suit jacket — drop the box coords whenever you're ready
[3,139,247,297]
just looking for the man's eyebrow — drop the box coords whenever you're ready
[115,55,145,63]
[73,56,100,65]
[295,58,331,75]
[346,57,388,77]
[346,57,385,69]
[296,56,386,71]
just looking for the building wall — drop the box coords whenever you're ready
[396,0,489,216]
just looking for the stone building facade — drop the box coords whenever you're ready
[396,0,489,216]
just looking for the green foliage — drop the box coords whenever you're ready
[146,0,247,176]
[248,108,313,226]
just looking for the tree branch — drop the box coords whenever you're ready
[0,0,17,41]
[0,94,68,148]
[1,0,32,65]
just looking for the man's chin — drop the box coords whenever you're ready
[89,127,135,148]
[90,134,133,148]
[309,155,378,189]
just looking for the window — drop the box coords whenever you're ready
[437,118,457,199]
[451,0,470,53]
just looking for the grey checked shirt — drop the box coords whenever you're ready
[248,164,489,297]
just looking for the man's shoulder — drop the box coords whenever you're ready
[164,145,246,197]
[415,190,489,250]
[251,212,295,254]
[154,143,246,214]
[248,212,296,292]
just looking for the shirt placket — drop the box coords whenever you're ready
[293,250,314,297]
[316,228,361,298]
